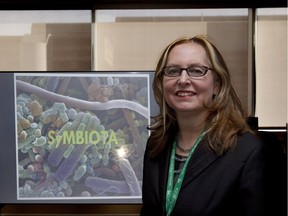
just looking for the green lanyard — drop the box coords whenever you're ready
[165,131,206,216]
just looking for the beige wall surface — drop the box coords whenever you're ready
[0,36,22,70]
[0,23,91,71]
[94,22,207,71]
[94,20,250,113]
[256,19,287,127]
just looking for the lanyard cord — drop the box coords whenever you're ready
[165,131,206,216]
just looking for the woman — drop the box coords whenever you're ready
[141,35,280,216]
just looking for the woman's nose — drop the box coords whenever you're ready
[178,70,191,85]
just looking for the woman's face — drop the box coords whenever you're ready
[163,42,218,116]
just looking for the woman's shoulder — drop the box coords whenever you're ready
[238,131,262,144]
[237,130,281,150]
[234,130,282,159]
[233,131,265,155]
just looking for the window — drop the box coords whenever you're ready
[1,8,286,127]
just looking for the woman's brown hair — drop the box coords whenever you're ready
[148,35,250,157]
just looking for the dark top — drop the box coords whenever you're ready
[140,132,285,216]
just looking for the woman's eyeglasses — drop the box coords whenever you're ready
[163,65,213,77]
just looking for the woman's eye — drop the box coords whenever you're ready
[168,68,180,74]
[188,68,203,74]
[194,69,203,74]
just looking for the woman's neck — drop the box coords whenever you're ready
[176,111,207,154]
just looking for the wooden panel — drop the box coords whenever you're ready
[1,204,142,215]
[0,0,286,10]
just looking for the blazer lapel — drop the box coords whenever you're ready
[182,140,220,187]
[158,139,174,212]
[156,138,219,210]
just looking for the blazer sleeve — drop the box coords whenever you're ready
[237,142,266,216]
[238,133,286,216]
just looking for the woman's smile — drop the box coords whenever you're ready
[175,90,196,97]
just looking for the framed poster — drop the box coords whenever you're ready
[0,72,157,204]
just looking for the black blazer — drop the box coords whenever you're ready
[141,132,285,216]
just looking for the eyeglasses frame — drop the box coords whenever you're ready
[162,65,213,77]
